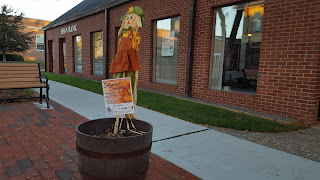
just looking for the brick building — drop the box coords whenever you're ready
[43,0,320,124]
[20,18,51,61]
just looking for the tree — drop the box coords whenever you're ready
[0,4,34,62]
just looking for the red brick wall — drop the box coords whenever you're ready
[193,0,320,123]
[46,12,106,80]
[109,0,191,96]
[46,0,320,123]
[259,0,320,123]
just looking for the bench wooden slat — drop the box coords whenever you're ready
[0,63,38,67]
[0,83,47,89]
[0,74,40,78]
[0,78,40,83]
[0,71,40,75]
[0,66,39,71]
[0,82,43,85]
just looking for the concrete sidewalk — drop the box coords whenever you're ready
[41,81,320,180]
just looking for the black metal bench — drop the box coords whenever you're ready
[0,63,50,108]
[242,69,258,90]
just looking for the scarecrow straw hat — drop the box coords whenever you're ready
[121,6,146,27]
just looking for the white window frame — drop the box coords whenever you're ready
[36,34,44,52]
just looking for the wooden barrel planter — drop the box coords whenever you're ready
[76,118,153,180]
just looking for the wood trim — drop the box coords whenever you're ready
[0,74,39,78]
[0,83,47,89]
[0,67,39,71]
[79,167,148,180]
[76,143,152,160]
[0,71,39,75]
[0,63,38,67]
[0,78,39,83]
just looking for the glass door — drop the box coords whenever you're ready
[74,35,82,73]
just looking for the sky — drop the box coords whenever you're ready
[0,0,83,21]
[215,6,244,39]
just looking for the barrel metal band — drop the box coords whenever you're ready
[76,143,152,160]
[79,167,148,180]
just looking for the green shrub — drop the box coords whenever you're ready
[0,54,24,61]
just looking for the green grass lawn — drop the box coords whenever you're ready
[42,72,304,132]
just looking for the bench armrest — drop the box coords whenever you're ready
[41,74,49,85]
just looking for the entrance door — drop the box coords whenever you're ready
[318,101,320,121]
[63,40,66,73]
[48,40,54,72]
[59,38,66,74]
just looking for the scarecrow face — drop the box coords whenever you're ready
[123,13,142,30]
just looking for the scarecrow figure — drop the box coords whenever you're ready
[110,6,146,133]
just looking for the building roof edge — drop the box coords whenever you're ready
[43,0,129,31]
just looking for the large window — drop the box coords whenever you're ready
[93,31,103,76]
[209,1,264,93]
[153,17,180,85]
[36,34,44,51]
[74,35,82,73]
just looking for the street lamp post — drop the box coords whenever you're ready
[248,33,252,48]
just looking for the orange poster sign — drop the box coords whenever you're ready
[102,77,135,116]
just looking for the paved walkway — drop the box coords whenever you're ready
[39,81,320,180]
[0,101,200,180]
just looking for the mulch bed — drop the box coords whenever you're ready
[0,89,37,104]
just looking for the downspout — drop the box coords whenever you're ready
[185,0,197,97]
[44,30,47,72]
[105,9,110,79]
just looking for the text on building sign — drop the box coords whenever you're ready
[61,25,77,35]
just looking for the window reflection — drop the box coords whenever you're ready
[253,13,262,32]
[209,1,264,93]
[75,35,82,73]
[153,17,180,85]
[93,31,103,76]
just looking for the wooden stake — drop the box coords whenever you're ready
[134,71,138,110]
[114,115,120,134]
[119,115,124,131]
[113,72,125,135]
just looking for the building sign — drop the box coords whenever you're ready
[102,78,135,116]
[61,25,77,35]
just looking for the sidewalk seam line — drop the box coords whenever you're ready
[152,129,209,143]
